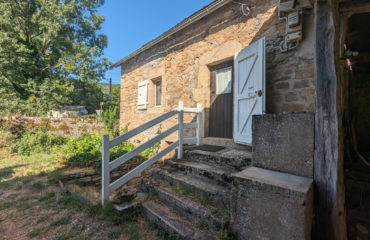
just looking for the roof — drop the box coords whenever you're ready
[112,0,232,68]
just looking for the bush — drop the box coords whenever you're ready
[102,106,119,136]
[9,128,66,155]
[0,130,16,148]
[62,132,135,169]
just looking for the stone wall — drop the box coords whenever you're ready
[119,0,316,143]
[0,116,104,137]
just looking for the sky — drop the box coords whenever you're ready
[98,0,214,84]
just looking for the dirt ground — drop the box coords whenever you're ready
[0,150,163,240]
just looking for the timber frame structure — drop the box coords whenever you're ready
[314,0,370,239]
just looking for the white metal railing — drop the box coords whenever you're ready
[101,101,202,206]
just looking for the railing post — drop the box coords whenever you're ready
[102,134,110,207]
[178,101,184,159]
[196,103,202,146]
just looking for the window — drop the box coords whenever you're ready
[215,67,232,94]
[210,60,233,95]
[154,78,162,106]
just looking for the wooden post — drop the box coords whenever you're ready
[178,101,184,159]
[313,1,347,239]
[196,103,202,146]
[102,134,110,206]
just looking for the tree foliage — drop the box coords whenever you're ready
[0,0,110,115]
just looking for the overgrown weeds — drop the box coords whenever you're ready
[9,127,66,155]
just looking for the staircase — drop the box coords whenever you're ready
[101,105,314,239]
[140,147,252,239]
[137,112,315,240]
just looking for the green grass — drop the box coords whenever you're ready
[27,227,44,238]
[108,228,122,239]
[39,191,56,202]
[148,221,179,240]
[36,215,49,223]
[49,216,71,227]
[0,200,17,210]
[31,181,44,190]
[125,223,144,240]
[0,151,65,185]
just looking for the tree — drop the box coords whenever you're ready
[0,0,110,114]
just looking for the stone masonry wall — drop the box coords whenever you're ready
[1,116,105,137]
[119,0,316,143]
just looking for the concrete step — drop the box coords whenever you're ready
[143,182,229,234]
[165,159,235,187]
[183,148,252,170]
[231,167,314,240]
[142,200,216,240]
[150,168,230,208]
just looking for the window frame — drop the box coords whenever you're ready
[153,77,162,107]
[209,60,234,96]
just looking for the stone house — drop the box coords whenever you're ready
[112,0,370,239]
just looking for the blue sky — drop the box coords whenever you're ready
[98,0,214,84]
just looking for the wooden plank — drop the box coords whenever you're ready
[340,1,370,13]
[109,141,179,192]
[109,111,177,148]
[101,134,110,206]
[313,2,347,239]
[109,124,179,170]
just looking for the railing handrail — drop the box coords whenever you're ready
[101,101,202,206]
[109,110,178,148]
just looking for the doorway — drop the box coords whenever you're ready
[342,12,370,240]
[208,61,233,139]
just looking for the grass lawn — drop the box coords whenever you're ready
[0,147,165,240]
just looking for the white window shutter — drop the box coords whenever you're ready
[137,80,148,110]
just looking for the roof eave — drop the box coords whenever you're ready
[112,0,232,68]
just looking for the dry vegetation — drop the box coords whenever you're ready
[0,135,167,240]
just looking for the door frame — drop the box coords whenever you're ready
[206,60,234,139]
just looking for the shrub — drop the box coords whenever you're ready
[9,128,66,155]
[141,125,162,159]
[102,106,119,136]
[0,130,16,148]
[62,132,135,169]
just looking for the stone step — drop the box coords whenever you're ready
[143,182,228,234]
[142,200,216,240]
[150,168,230,208]
[231,167,314,240]
[165,159,235,187]
[183,148,252,170]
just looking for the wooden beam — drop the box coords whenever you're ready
[313,2,347,239]
[340,0,370,14]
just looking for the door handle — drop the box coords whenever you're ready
[255,90,262,97]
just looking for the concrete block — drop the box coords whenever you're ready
[231,167,314,240]
[252,112,314,178]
